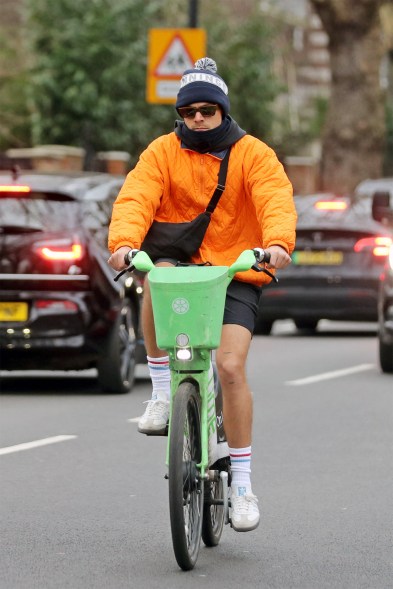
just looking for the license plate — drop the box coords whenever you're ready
[292,251,344,265]
[0,302,29,322]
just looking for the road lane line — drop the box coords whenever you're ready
[0,435,77,456]
[286,363,375,386]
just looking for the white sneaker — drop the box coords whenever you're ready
[230,485,260,532]
[138,391,169,434]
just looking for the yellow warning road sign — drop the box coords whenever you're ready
[147,28,206,104]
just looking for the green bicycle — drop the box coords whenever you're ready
[115,247,274,570]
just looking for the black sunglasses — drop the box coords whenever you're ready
[177,104,220,119]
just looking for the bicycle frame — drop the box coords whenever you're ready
[131,249,260,478]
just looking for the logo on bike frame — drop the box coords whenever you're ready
[172,297,189,314]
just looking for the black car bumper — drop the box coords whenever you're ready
[259,284,379,322]
[0,274,115,370]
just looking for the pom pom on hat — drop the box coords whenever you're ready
[176,57,230,116]
[194,57,218,72]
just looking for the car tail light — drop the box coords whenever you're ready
[34,300,78,312]
[354,236,392,257]
[0,185,31,194]
[35,240,83,261]
[314,200,348,210]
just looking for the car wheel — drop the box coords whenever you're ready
[379,338,393,373]
[97,298,137,393]
[294,319,319,332]
[255,319,274,335]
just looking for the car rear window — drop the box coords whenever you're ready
[0,196,111,232]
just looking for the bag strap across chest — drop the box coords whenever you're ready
[205,147,231,215]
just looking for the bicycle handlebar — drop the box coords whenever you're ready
[114,247,277,283]
[249,249,277,282]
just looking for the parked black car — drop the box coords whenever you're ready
[0,169,145,392]
[371,190,393,373]
[256,192,393,335]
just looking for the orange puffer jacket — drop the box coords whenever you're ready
[108,132,297,286]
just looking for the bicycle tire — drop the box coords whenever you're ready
[169,381,204,571]
[201,458,229,546]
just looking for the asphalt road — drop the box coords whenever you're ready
[1,320,392,589]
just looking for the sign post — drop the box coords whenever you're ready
[146,28,206,104]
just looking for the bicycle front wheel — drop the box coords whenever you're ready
[169,382,204,571]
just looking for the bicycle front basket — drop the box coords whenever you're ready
[148,265,229,350]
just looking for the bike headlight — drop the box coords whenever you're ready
[176,348,192,361]
[175,334,192,360]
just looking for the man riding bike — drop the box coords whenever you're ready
[108,57,297,532]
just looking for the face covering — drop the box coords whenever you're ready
[174,116,246,154]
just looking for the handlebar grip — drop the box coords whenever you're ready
[124,248,140,266]
[253,248,271,264]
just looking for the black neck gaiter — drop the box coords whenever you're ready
[174,116,246,154]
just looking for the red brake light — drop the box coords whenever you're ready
[354,236,392,257]
[314,201,348,210]
[390,246,393,270]
[34,300,78,312]
[36,243,83,261]
[0,185,31,193]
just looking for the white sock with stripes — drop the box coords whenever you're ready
[147,355,170,401]
[229,445,252,490]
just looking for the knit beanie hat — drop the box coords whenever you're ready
[175,57,230,116]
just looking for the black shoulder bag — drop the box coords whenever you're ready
[140,147,231,262]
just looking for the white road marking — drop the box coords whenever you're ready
[127,417,141,423]
[0,435,77,456]
[286,363,375,386]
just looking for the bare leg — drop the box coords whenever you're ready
[210,324,260,533]
[137,261,174,433]
[141,261,174,358]
[215,324,253,448]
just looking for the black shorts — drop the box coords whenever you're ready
[223,280,261,335]
[155,259,262,335]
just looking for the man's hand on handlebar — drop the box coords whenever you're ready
[107,246,132,271]
[263,245,292,270]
